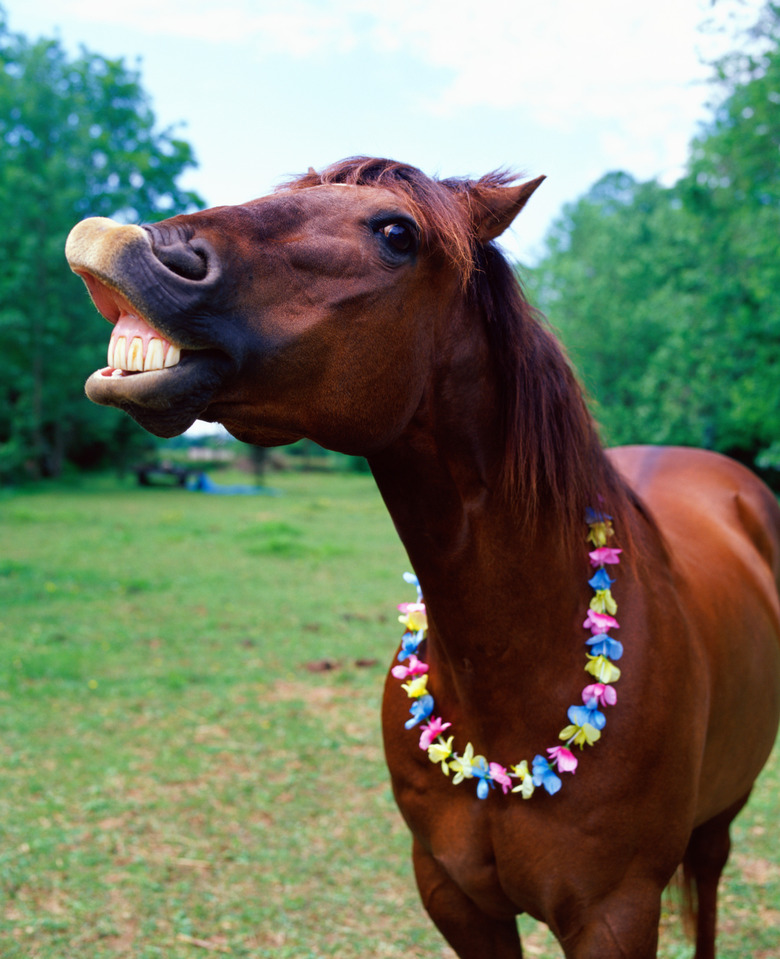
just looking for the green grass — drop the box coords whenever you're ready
[0,472,777,957]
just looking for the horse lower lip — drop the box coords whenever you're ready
[89,349,229,397]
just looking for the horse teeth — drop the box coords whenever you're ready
[164,344,181,368]
[106,332,180,373]
[127,337,144,371]
[144,338,164,371]
[113,336,127,370]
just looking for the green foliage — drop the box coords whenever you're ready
[0,8,203,481]
[531,3,780,468]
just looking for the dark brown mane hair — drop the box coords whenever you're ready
[284,157,636,549]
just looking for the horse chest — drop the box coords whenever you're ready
[390,755,593,920]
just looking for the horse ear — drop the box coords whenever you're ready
[470,175,546,242]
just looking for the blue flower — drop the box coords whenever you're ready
[402,571,423,601]
[588,568,615,591]
[585,508,612,525]
[567,703,606,731]
[405,694,434,729]
[531,755,562,795]
[398,630,425,661]
[586,634,624,660]
[471,756,493,799]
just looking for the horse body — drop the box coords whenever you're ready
[65,157,780,958]
[375,401,780,956]
[613,445,780,817]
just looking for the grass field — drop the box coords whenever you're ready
[1,470,778,958]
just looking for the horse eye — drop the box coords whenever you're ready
[380,222,417,255]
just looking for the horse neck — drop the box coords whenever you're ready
[367,295,604,688]
[370,439,587,651]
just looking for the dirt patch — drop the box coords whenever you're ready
[733,852,780,884]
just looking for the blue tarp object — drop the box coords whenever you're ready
[186,472,281,496]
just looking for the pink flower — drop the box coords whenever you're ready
[547,746,578,774]
[489,763,512,794]
[589,547,622,567]
[583,683,618,707]
[418,716,452,751]
[391,655,429,681]
[583,609,620,634]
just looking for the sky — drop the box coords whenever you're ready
[5,0,768,264]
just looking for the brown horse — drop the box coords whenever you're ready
[65,157,780,958]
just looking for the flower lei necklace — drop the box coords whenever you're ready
[392,510,623,799]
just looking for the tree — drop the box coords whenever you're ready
[532,3,780,469]
[0,8,203,480]
[674,1,780,461]
[532,173,701,447]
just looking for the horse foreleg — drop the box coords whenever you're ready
[411,839,523,959]
[556,881,663,959]
[684,792,751,959]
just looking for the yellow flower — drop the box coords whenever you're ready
[401,674,429,699]
[560,722,602,748]
[398,605,428,632]
[428,736,454,773]
[587,520,614,547]
[589,589,617,616]
[449,743,477,784]
[510,761,535,799]
[585,655,621,684]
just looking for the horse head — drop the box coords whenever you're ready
[66,157,543,454]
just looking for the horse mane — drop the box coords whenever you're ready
[283,158,637,549]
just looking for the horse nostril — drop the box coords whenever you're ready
[145,226,211,281]
[155,240,209,280]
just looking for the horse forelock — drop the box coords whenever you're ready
[283,157,634,547]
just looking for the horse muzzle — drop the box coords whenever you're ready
[66,216,237,437]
